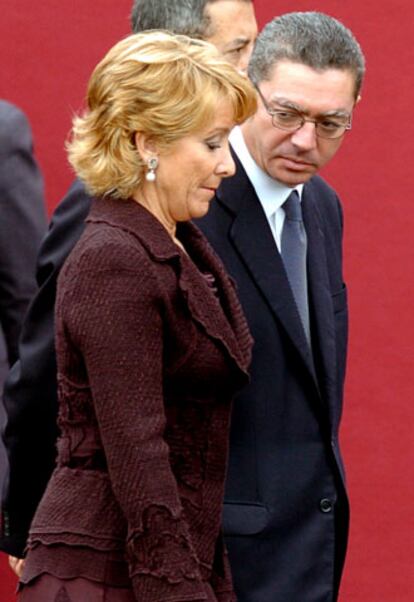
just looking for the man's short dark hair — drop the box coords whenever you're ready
[130,0,253,39]
[248,12,365,99]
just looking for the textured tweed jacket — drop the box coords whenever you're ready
[21,196,252,602]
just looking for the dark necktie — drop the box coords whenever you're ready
[281,190,311,344]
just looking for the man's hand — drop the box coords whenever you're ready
[8,555,25,577]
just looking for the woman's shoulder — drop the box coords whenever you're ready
[65,220,151,276]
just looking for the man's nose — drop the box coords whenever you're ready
[290,121,318,151]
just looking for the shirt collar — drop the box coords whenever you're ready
[229,126,303,220]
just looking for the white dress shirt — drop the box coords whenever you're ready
[229,126,303,251]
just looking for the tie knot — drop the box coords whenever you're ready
[283,190,302,221]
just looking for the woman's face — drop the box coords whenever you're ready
[144,100,236,224]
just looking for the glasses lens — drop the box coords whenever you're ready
[271,111,303,131]
[316,122,348,139]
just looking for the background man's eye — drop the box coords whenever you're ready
[226,47,243,56]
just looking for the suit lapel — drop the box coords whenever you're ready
[217,157,317,384]
[302,183,337,410]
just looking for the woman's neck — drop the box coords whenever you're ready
[132,188,176,239]
[132,189,187,254]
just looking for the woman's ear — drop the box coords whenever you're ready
[134,132,158,163]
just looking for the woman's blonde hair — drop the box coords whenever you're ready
[67,31,257,199]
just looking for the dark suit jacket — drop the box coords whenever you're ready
[0,101,46,371]
[0,100,46,519]
[195,152,349,602]
[0,180,86,556]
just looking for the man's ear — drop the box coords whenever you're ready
[134,131,158,163]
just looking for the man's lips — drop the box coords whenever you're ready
[279,156,316,170]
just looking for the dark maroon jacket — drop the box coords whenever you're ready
[21,196,252,602]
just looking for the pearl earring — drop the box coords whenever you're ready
[145,157,158,182]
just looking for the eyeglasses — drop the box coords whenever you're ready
[254,83,352,140]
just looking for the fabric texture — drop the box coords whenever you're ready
[18,574,135,602]
[19,196,251,602]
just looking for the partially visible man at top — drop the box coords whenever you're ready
[197,12,365,602]
[132,0,257,73]
[0,0,258,564]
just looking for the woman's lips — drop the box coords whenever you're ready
[201,186,218,197]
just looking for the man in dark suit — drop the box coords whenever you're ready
[0,101,46,383]
[0,0,258,566]
[0,100,46,530]
[196,12,365,602]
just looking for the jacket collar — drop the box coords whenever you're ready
[86,195,181,262]
[86,194,252,379]
[216,152,339,401]
[216,152,316,374]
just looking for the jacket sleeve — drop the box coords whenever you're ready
[0,179,91,557]
[62,240,213,601]
[0,102,47,366]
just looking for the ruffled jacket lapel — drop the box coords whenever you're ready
[87,197,252,383]
[177,221,252,379]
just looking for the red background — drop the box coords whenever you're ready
[1,1,413,600]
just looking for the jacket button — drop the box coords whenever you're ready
[2,512,10,536]
[320,498,333,513]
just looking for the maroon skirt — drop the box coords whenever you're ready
[18,574,135,602]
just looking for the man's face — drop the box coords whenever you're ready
[204,0,258,73]
[242,60,357,186]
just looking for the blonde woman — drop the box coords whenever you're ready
[18,31,256,602]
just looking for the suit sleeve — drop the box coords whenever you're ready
[0,102,47,366]
[0,179,92,557]
[61,242,212,601]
